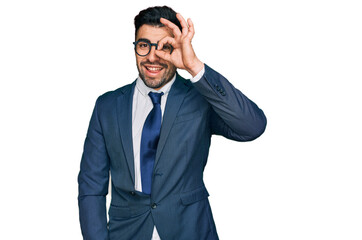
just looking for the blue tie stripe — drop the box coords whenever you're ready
[140,92,163,195]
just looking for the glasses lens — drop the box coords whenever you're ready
[135,41,150,56]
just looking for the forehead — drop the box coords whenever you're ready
[136,24,173,42]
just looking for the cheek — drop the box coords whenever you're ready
[166,62,174,69]
[167,63,176,72]
[136,58,143,68]
[135,54,143,62]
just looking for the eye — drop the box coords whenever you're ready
[162,44,172,52]
[137,42,149,49]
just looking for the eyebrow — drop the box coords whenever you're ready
[137,38,151,43]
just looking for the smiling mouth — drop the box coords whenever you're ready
[142,63,168,76]
[145,66,163,72]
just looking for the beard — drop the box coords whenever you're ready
[137,60,176,89]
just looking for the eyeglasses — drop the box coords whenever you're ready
[133,39,173,57]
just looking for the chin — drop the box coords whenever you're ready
[141,76,164,89]
[138,65,176,89]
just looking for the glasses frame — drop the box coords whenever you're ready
[133,40,174,57]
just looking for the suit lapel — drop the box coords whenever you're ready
[116,82,136,185]
[115,76,190,184]
[155,74,191,165]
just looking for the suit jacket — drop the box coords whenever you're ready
[78,64,267,240]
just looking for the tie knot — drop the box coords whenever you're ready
[148,92,163,105]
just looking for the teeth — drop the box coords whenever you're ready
[147,67,162,71]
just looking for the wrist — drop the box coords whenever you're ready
[187,59,204,77]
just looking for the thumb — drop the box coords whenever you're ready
[155,50,171,62]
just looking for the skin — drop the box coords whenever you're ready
[135,13,205,90]
[135,25,177,90]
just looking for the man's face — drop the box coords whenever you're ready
[135,24,176,90]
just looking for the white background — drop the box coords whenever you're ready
[1,0,361,239]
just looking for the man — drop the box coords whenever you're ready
[78,6,267,240]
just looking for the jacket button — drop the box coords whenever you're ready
[151,203,157,209]
[130,191,136,196]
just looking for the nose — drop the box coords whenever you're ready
[147,45,159,62]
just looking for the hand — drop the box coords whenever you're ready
[156,13,204,77]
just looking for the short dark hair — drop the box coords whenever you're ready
[134,6,182,38]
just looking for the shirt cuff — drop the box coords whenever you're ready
[190,66,205,83]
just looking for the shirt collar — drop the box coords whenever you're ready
[135,73,176,97]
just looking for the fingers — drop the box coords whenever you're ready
[160,17,182,38]
[155,50,171,62]
[160,13,195,40]
[157,36,177,50]
[187,18,195,39]
[176,13,189,37]
[156,36,176,62]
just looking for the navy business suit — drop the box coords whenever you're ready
[78,64,267,240]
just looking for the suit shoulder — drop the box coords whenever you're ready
[176,73,194,88]
[96,82,135,104]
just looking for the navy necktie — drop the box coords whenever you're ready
[140,92,164,195]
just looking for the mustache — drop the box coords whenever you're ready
[140,61,168,69]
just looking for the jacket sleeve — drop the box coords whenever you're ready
[193,64,267,141]
[78,97,110,240]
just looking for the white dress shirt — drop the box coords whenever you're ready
[131,68,205,240]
